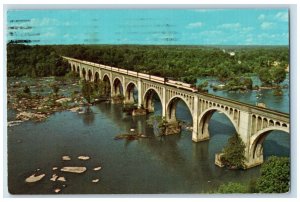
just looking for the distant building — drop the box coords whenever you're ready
[272,61,281,67]
[285,64,289,72]
[229,52,235,56]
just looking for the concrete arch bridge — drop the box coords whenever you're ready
[64,56,290,168]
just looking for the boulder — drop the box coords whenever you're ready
[69,107,83,113]
[7,120,23,127]
[16,112,47,121]
[62,156,71,161]
[60,167,87,173]
[57,176,66,182]
[50,174,58,182]
[25,173,46,183]
[92,179,99,183]
[78,156,90,160]
[55,97,72,104]
[93,166,102,171]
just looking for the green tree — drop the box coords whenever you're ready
[221,133,246,169]
[216,182,248,193]
[256,156,290,193]
[270,67,286,85]
[258,68,272,86]
[81,80,94,104]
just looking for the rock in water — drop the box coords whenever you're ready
[50,174,58,182]
[92,179,99,183]
[55,97,72,104]
[52,167,58,171]
[7,120,23,127]
[25,173,46,183]
[78,156,90,160]
[93,166,102,171]
[57,176,66,182]
[60,167,87,173]
[54,188,61,193]
[62,156,71,161]
[69,107,83,113]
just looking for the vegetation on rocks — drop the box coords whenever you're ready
[221,133,246,169]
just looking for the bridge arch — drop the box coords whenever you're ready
[94,71,100,83]
[72,64,76,72]
[102,74,111,96]
[81,68,86,80]
[198,107,239,140]
[250,126,289,160]
[166,95,193,123]
[125,82,138,104]
[143,87,163,114]
[112,77,123,96]
[77,66,80,73]
[87,69,93,81]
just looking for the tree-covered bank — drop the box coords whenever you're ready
[7,44,70,77]
[7,44,289,87]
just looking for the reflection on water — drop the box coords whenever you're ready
[7,82,290,194]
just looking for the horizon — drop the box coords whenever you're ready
[7,9,289,46]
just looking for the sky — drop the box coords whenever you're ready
[6,9,289,45]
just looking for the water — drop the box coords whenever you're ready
[197,74,289,113]
[7,76,290,194]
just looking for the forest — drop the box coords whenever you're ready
[7,43,289,86]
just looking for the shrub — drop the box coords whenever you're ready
[216,182,248,193]
[23,85,30,94]
[221,133,246,169]
[256,156,290,193]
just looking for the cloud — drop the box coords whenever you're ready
[218,23,241,29]
[199,30,222,35]
[187,22,203,28]
[275,12,288,22]
[42,32,56,37]
[257,14,266,21]
[260,22,275,30]
[240,26,254,33]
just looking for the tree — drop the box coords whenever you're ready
[216,182,248,193]
[81,80,94,104]
[270,66,286,85]
[221,133,246,169]
[256,156,290,193]
[258,68,272,86]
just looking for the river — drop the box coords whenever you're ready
[7,76,290,194]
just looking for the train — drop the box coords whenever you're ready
[67,57,198,93]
